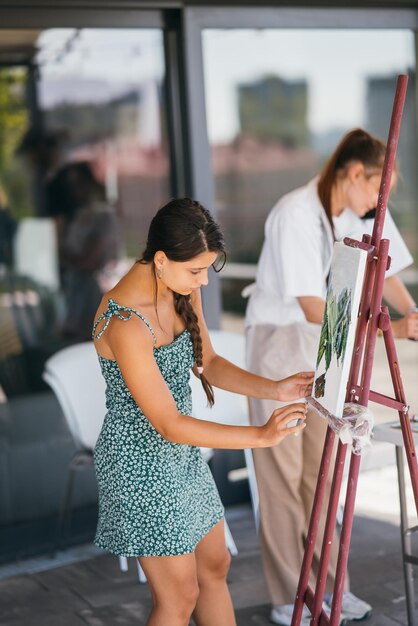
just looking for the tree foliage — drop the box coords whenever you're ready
[0,67,31,217]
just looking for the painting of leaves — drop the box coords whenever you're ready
[312,242,367,418]
[315,281,352,398]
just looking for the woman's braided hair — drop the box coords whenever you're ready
[138,198,226,406]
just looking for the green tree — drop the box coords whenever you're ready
[0,67,31,217]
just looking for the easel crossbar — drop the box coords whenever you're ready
[348,385,406,412]
[369,389,407,412]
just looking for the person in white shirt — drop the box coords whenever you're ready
[245,128,418,626]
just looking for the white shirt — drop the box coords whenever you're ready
[245,179,413,329]
[333,208,412,278]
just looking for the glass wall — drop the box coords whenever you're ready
[202,29,417,317]
[1,28,169,397]
[0,26,170,560]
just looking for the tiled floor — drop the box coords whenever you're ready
[0,500,415,626]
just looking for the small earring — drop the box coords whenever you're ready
[156,266,163,279]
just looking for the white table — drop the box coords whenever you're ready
[373,422,418,626]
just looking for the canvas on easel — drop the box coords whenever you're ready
[313,242,367,418]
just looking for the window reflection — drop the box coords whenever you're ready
[203,29,417,315]
[0,28,169,398]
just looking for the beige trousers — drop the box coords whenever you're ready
[246,324,349,605]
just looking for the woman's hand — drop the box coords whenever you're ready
[391,312,418,340]
[260,403,307,447]
[274,371,314,402]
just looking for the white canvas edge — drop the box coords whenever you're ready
[333,246,367,417]
[316,242,368,418]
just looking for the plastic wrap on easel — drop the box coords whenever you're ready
[328,403,374,455]
[307,397,374,455]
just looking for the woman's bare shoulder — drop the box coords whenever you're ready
[93,289,155,347]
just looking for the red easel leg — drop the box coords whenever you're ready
[328,452,361,625]
[310,441,348,625]
[291,427,336,626]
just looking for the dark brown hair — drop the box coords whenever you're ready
[139,198,226,406]
[317,128,386,235]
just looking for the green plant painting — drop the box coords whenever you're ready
[314,280,352,399]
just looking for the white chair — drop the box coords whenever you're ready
[43,341,146,582]
[189,330,260,534]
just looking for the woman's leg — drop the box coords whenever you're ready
[192,519,236,626]
[138,552,199,626]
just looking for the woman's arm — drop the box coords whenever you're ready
[383,275,415,314]
[383,275,418,339]
[106,314,307,449]
[192,291,313,402]
[297,296,325,324]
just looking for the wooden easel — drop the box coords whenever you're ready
[291,74,418,626]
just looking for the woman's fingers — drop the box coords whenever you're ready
[284,422,307,436]
[301,381,313,392]
[291,371,314,382]
[292,372,314,395]
[264,403,308,446]
[300,373,314,394]
[279,412,307,428]
[298,371,315,379]
[273,404,308,433]
[277,413,307,439]
[406,313,418,339]
[272,403,307,419]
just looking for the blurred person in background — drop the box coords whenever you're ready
[17,127,121,340]
[53,161,122,340]
[16,126,66,217]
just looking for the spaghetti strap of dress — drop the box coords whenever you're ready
[92,298,157,346]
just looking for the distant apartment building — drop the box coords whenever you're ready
[238,74,309,147]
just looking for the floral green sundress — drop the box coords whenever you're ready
[92,298,224,557]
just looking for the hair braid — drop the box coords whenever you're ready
[174,294,215,407]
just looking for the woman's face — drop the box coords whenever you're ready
[344,163,395,218]
[155,250,219,296]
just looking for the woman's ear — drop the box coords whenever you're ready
[154,251,167,268]
[346,161,365,183]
